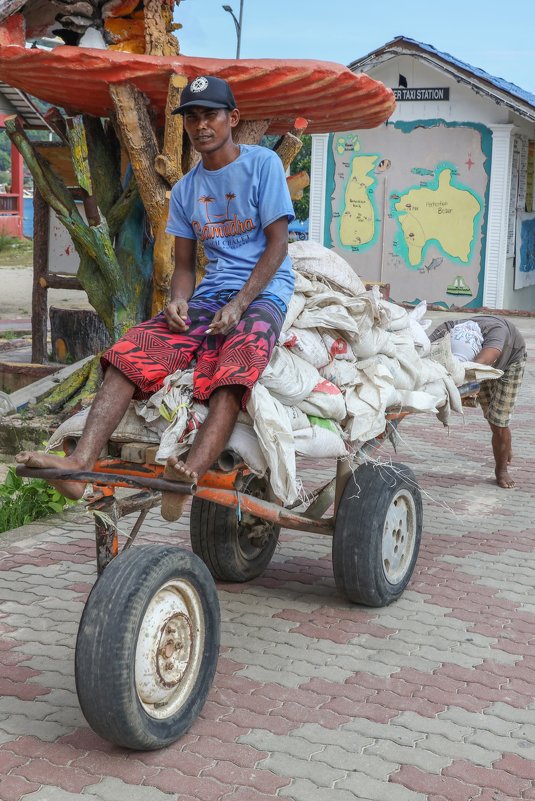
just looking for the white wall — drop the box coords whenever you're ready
[311,53,535,311]
[369,57,510,125]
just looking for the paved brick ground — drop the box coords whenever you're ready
[0,313,534,801]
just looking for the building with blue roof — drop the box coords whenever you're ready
[310,36,535,311]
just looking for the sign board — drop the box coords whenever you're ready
[392,87,450,101]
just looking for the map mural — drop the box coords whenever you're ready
[514,212,535,289]
[325,122,492,308]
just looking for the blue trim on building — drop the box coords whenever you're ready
[399,36,535,108]
[350,36,535,112]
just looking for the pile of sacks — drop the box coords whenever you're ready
[48,242,501,505]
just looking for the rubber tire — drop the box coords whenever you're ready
[333,462,422,606]
[190,474,280,582]
[75,544,219,751]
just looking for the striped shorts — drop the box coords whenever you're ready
[477,354,527,427]
[102,291,286,410]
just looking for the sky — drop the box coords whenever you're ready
[175,0,535,95]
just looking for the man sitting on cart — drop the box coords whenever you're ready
[16,76,295,520]
[430,316,527,490]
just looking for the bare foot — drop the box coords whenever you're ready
[496,469,515,489]
[508,450,513,464]
[15,451,86,500]
[161,458,197,522]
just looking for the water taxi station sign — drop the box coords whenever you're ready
[392,87,450,101]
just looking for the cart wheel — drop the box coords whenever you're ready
[190,474,280,582]
[333,462,422,606]
[75,544,219,751]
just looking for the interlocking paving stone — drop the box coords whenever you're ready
[0,312,534,799]
[363,739,451,773]
[82,777,177,800]
[438,705,520,735]
[278,777,366,801]
[22,791,101,801]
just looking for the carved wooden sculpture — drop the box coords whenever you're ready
[0,2,395,410]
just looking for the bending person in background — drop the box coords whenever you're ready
[430,315,527,489]
[16,76,295,520]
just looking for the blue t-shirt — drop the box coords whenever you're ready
[166,144,295,305]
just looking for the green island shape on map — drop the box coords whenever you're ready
[393,166,481,267]
[339,154,379,249]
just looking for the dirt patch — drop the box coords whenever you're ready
[0,265,91,321]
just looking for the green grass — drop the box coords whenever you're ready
[0,466,77,533]
[0,235,33,267]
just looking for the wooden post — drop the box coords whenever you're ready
[275,119,308,171]
[234,119,272,145]
[151,74,188,315]
[32,189,49,364]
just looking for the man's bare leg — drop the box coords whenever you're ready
[489,422,515,488]
[161,385,244,521]
[15,366,136,499]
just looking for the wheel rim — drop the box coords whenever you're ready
[382,488,417,585]
[134,578,204,720]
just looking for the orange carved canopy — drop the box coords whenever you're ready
[0,45,395,133]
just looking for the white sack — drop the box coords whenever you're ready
[463,362,503,382]
[408,301,432,355]
[320,330,355,361]
[320,359,360,387]
[225,422,268,476]
[246,383,297,504]
[298,379,347,422]
[285,404,312,431]
[350,326,396,359]
[387,332,424,389]
[281,292,306,332]
[293,303,360,334]
[46,403,160,453]
[294,422,347,458]
[260,346,321,405]
[343,362,398,443]
[281,327,330,369]
[430,333,466,386]
[379,300,410,331]
[288,240,366,297]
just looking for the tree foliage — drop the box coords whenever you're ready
[290,134,311,222]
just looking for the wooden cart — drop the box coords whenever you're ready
[15,383,479,750]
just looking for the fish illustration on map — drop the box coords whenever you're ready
[419,257,443,274]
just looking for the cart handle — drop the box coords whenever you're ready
[15,465,196,495]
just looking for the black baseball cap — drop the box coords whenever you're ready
[172,76,237,115]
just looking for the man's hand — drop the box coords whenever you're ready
[207,298,245,336]
[164,298,190,332]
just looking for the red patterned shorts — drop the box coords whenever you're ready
[102,291,286,409]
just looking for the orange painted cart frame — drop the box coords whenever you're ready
[13,382,480,751]
[15,381,481,579]
[15,382,480,587]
